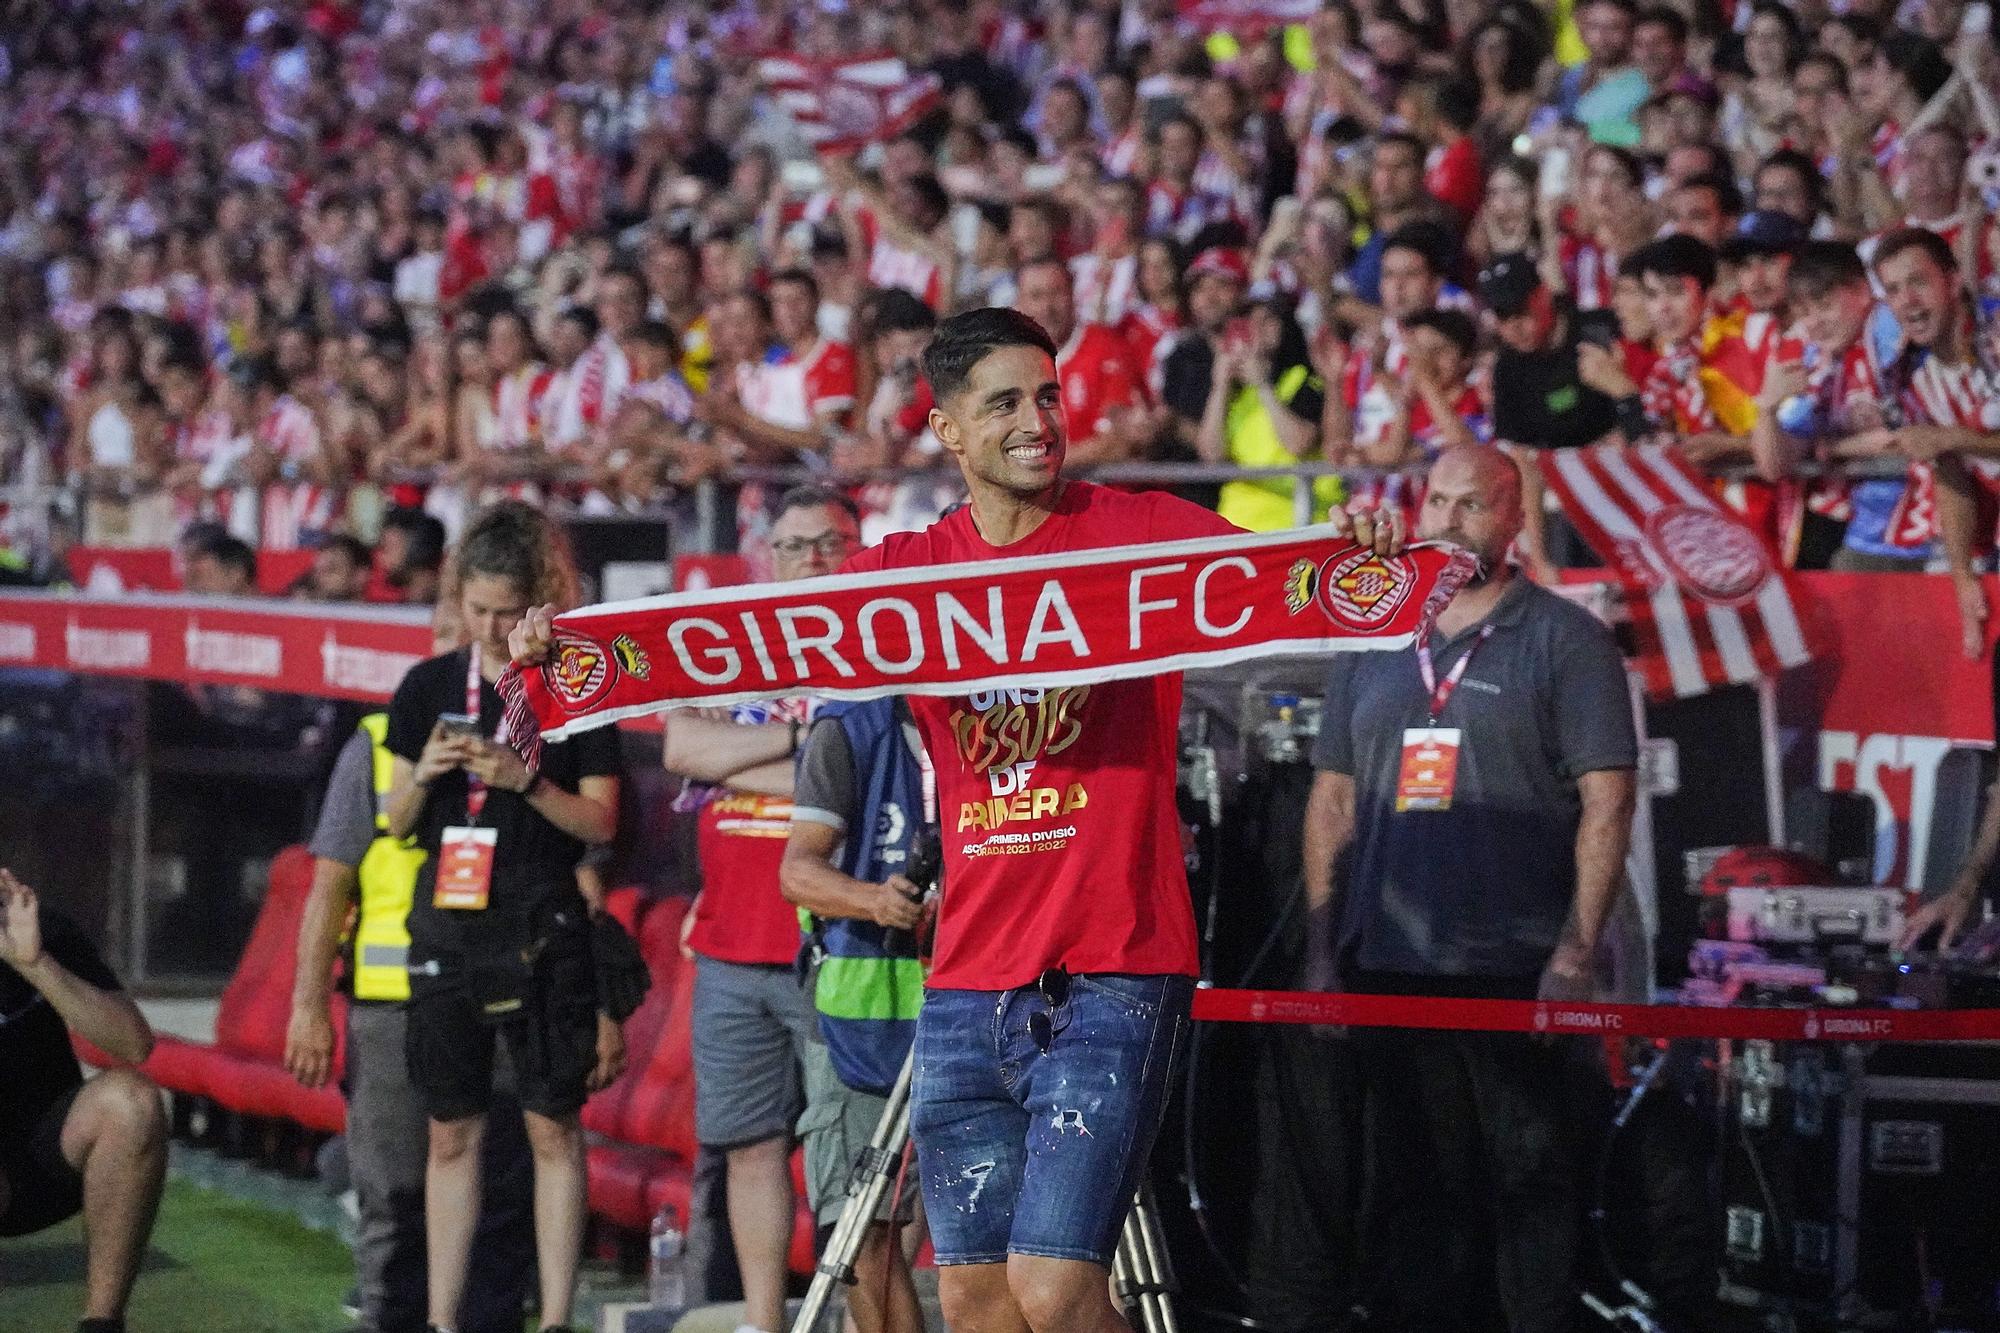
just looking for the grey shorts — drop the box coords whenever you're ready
[691,955,818,1149]
[797,1038,912,1229]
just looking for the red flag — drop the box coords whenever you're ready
[1538,443,1816,699]
[757,53,943,155]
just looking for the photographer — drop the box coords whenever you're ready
[779,694,931,1333]
[382,501,625,1333]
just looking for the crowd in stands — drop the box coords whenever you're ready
[4,0,2000,605]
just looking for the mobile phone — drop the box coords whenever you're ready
[438,712,483,739]
[1574,309,1620,350]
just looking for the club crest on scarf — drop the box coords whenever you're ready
[1284,550,1417,631]
[544,632,616,711]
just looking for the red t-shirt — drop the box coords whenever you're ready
[686,792,802,966]
[1425,137,1483,224]
[842,482,1238,990]
[1057,324,1147,444]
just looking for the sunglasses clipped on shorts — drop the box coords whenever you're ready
[1029,966,1072,1054]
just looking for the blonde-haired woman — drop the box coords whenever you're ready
[381,501,619,1333]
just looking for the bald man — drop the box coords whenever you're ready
[1303,446,1638,1332]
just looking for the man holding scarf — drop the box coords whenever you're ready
[835,308,1399,1333]
[509,306,1407,1333]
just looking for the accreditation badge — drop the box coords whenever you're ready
[435,826,498,909]
[1395,728,1462,812]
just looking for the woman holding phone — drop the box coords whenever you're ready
[383,500,624,1333]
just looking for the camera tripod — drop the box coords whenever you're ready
[790,1048,1184,1333]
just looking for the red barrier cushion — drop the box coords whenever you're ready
[213,846,318,1064]
[204,1052,347,1134]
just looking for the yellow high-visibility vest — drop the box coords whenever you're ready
[352,713,426,1003]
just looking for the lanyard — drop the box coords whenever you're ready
[462,644,514,821]
[1416,624,1494,724]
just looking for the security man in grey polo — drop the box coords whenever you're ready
[1302,445,1638,1333]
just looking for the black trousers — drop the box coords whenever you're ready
[1354,1025,1587,1333]
[1243,1025,1364,1332]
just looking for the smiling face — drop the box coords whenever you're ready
[931,344,1066,499]
[1642,271,1708,343]
[1877,245,1955,349]
[1794,278,1873,351]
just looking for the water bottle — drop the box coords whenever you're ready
[648,1203,686,1311]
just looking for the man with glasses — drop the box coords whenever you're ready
[666,486,863,1333]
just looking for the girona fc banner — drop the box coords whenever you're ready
[501,529,1478,742]
[1539,443,1817,699]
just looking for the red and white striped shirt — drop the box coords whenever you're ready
[256,396,336,550]
[1560,233,1618,312]
[1071,252,1139,325]
[487,364,555,452]
[738,340,859,432]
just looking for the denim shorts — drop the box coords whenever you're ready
[909,972,1193,1267]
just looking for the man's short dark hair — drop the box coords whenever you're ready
[1405,308,1480,357]
[557,305,601,341]
[1873,226,1958,276]
[318,533,373,568]
[873,287,940,335]
[1674,169,1743,220]
[1630,234,1718,289]
[770,267,820,304]
[774,484,862,524]
[731,286,774,324]
[1635,5,1688,43]
[922,308,1059,406]
[1375,131,1427,166]
[1435,79,1481,135]
[382,507,448,572]
[1381,223,1449,275]
[1757,147,1826,214]
[157,349,206,380]
[195,533,258,585]
[1787,240,1870,301]
[1875,30,1953,103]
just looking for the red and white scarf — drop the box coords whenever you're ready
[499,530,1476,755]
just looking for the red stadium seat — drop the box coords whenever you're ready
[80,845,350,1134]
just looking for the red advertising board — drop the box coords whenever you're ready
[0,592,431,701]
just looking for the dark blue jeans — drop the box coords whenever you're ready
[910,973,1192,1266]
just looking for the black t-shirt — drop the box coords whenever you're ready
[385,648,624,957]
[1162,334,1216,426]
[0,911,120,1139]
[1491,321,1621,451]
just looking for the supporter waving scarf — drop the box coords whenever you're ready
[498,528,1476,756]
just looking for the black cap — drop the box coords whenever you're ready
[1721,209,1807,261]
[1478,252,1541,319]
